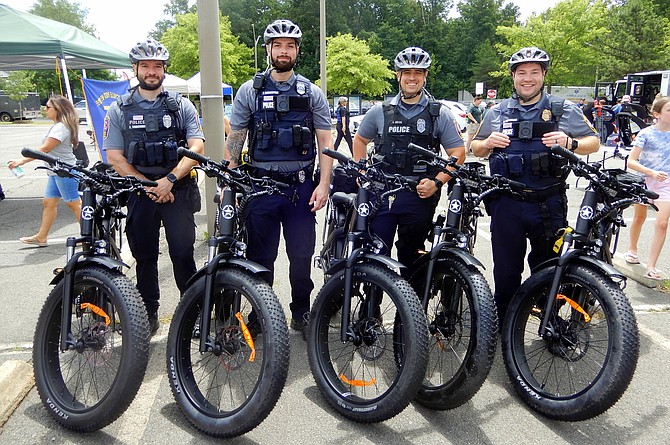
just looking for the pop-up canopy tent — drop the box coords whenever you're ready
[0,4,130,98]
[187,72,233,96]
[129,74,199,95]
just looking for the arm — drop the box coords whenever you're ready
[353,133,370,162]
[627,145,668,181]
[310,127,334,212]
[225,128,248,168]
[7,137,60,168]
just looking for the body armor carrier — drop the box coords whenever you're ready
[248,72,316,164]
[489,94,568,190]
[373,100,441,177]
[119,90,185,174]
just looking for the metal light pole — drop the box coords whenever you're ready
[319,0,326,95]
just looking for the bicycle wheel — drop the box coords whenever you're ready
[167,268,289,438]
[502,264,639,421]
[308,262,429,423]
[32,266,150,431]
[410,255,497,410]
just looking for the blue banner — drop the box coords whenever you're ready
[81,78,130,162]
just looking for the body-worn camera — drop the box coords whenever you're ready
[518,121,533,141]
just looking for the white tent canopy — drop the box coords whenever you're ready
[187,72,234,96]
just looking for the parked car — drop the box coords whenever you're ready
[349,114,365,135]
[439,100,468,134]
[74,100,88,124]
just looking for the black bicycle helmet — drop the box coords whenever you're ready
[508,46,550,72]
[129,38,170,63]
[394,47,432,70]
[263,19,302,45]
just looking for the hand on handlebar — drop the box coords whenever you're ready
[416,178,438,199]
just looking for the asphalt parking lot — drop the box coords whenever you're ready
[1,121,670,444]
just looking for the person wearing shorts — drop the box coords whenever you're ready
[8,95,81,247]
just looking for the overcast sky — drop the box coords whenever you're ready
[2,0,560,54]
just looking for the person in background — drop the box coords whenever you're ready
[353,46,464,274]
[7,95,81,247]
[625,96,670,280]
[225,19,333,340]
[471,46,599,321]
[613,94,631,115]
[465,95,484,153]
[103,39,205,334]
[334,96,353,152]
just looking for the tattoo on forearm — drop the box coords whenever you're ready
[226,129,247,163]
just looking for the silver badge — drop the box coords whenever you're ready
[298,170,305,183]
[296,82,306,95]
[417,118,426,133]
[163,114,172,128]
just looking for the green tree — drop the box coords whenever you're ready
[152,0,194,40]
[160,12,254,88]
[322,34,395,96]
[30,0,95,34]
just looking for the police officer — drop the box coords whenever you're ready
[103,39,205,334]
[471,46,599,321]
[225,19,333,340]
[353,46,465,271]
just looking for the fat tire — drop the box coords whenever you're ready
[410,256,498,410]
[502,264,639,421]
[32,266,150,431]
[167,268,289,438]
[308,263,429,423]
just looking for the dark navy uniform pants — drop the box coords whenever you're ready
[126,187,197,317]
[488,194,566,321]
[372,189,438,274]
[244,179,316,321]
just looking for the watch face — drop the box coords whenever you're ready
[167,173,177,183]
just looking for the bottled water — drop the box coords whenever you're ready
[7,162,24,178]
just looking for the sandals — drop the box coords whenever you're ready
[645,269,663,281]
[623,252,640,264]
[19,236,47,247]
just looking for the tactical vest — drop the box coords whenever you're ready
[248,73,316,164]
[373,100,441,177]
[489,94,568,190]
[118,91,185,173]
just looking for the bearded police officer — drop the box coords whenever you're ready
[225,19,333,340]
[352,46,465,273]
[103,39,205,334]
[471,47,599,322]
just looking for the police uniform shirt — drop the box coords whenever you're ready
[475,93,597,140]
[356,93,464,151]
[103,89,205,174]
[230,72,331,172]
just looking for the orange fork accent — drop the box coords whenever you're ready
[235,312,256,362]
[80,303,111,326]
[556,294,592,323]
[339,374,377,387]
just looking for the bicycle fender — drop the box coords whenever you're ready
[532,254,625,280]
[438,247,485,269]
[184,257,270,288]
[323,252,404,276]
[49,255,128,285]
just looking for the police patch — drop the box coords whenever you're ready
[417,118,426,133]
[163,114,172,128]
[296,82,307,95]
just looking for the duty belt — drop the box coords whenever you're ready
[251,166,313,184]
[515,183,567,203]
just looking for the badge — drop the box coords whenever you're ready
[163,114,172,128]
[296,82,307,95]
[417,118,426,133]
[541,109,552,121]
[298,170,305,183]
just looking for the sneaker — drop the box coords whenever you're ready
[148,315,160,335]
[290,312,310,341]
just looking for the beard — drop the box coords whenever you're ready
[271,55,297,73]
[137,73,164,91]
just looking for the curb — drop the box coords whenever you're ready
[612,256,661,288]
[0,360,34,427]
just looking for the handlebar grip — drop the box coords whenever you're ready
[408,143,436,160]
[140,179,158,187]
[508,179,528,190]
[549,144,581,164]
[644,188,660,200]
[322,148,351,164]
[274,180,291,191]
[177,147,209,164]
[21,147,59,165]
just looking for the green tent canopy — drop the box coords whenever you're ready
[0,3,130,71]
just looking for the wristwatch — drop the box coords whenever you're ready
[166,173,178,183]
[432,178,444,189]
[570,138,579,152]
